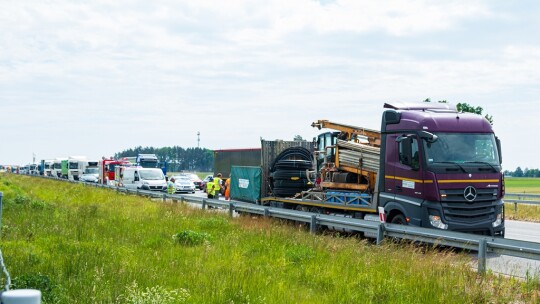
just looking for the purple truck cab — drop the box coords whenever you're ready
[378,102,504,237]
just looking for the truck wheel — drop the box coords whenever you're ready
[390,214,407,225]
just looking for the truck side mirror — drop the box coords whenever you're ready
[496,136,502,164]
[419,131,438,143]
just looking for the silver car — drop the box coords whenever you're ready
[171,176,196,193]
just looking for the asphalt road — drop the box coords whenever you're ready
[506,220,540,242]
[473,220,540,278]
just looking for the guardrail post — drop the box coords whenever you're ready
[264,208,270,217]
[229,203,234,217]
[162,193,166,203]
[376,223,385,245]
[202,199,207,210]
[514,202,517,213]
[310,215,317,234]
[477,239,487,274]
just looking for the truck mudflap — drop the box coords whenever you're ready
[422,199,505,237]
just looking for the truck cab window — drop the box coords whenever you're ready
[399,136,419,169]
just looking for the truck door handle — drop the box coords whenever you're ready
[395,185,402,192]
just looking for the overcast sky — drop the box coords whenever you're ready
[1,0,539,171]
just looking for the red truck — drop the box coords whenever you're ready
[98,158,131,185]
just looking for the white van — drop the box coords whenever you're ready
[119,167,167,191]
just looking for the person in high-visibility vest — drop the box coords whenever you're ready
[213,173,222,197]
[167,177,176,194]
[206,177,215,199]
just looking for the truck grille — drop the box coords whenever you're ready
[439,188,498,223]
[441,201,495,222]
[440,188,497,202]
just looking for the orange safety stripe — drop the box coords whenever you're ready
[385,175,432,184]
[385,175,499,184]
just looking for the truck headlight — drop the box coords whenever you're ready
[429,215,448,230]
[492,213,503,227]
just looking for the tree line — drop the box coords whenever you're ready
[504,167,540,178]
[114,146,214,172]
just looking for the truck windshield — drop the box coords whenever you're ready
[85,168,98,174]
[139,170,164,180]
[140,161,158,168]
[423,133,499,166]
[69,163,78,169]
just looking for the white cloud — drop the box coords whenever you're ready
[1,1,540,169]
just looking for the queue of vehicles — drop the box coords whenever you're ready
[2,103,506,237]
[7,153,201,194]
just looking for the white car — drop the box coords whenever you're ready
[80,167,99,183]
[171,175,196,193]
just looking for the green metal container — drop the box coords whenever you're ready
[230,166,262,203]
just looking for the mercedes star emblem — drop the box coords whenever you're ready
[464,186,477,202]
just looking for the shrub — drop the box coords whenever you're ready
[11,273,61,303]
[172,230,210,246]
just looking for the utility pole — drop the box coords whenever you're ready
[32,152,36,164]
[197,131,200,148]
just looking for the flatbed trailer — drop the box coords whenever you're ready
[234,102,505,237]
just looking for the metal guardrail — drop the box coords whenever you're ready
[6,175,540,274]
[76,181,540,274]
[504,192,540,212]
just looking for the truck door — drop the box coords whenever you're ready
[383,134,397,195]
[394,135,424,201]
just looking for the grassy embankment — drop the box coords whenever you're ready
[0,174,538,303]
[505,177,540,222]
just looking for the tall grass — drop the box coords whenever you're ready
[0,174,538,303]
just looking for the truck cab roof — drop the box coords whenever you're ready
[383,104,493,133]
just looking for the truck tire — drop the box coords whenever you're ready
[390,214,407,225]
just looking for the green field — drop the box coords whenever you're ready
[505,177,540,222]
[505,177,540,194]
[0,174,538,303]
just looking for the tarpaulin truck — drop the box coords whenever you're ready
[231,102,505,237]
[67,156,88,181]
[213,149,262,178]
[124,154,167,175]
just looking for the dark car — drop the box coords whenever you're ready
[180,173,204,190]
[200,174,214,191]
